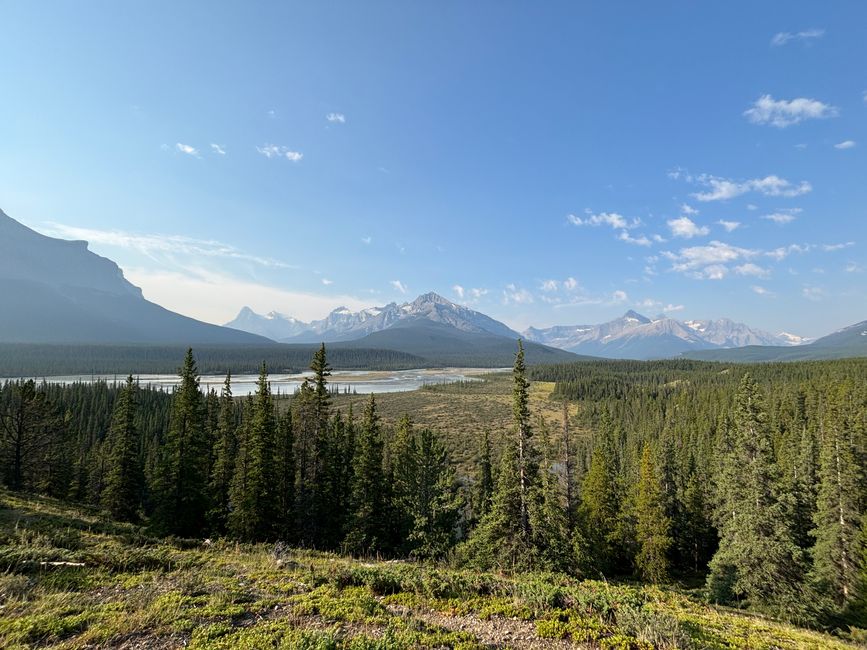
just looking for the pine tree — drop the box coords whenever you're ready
[463,441,528,570]
[513,340,533,540]
[391,414,418,554]
[344,394,388,554]
[101,376,142,522]
[406,428,463,560]
[529,417,572,571]
[152,349,209,537]
[561,401,578,527]
[810,383,863,612]
[228,363,278,541]
[707,374,806,616]
[274,410,295,541]
[578,434,619,575]
[208,373,236,534]
[633,445,672,583]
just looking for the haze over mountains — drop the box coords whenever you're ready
[226,302,817,361]
[1,208,864,363]
[523,310,807,359]
[0,209,268,345]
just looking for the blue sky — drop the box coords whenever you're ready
[1,1,865,337]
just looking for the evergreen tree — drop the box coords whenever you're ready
[633,445,672,583]
[228,363,278,541]
[274,409,296,541]
[152,349,209,537]
[406,428,463,560]
[344,394,388,554]
[810,384,863,612]
[208,373,236,534]
[101,376,142,522]
[578,435,619,575]
[707,374,806,617]
[0,380,59,491]
[513,340,534,539]
[391,414,418,553]
[528,417,572,572]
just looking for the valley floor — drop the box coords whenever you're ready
[0,491,860,650]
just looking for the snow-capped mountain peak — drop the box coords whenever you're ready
[523,311,807,360]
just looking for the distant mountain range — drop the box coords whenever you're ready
[0,209,269,345]
[682,320,867,362]
[522,310,809,360]
[225,292,519,343]
[228,303,823,362]
[225,293,575,365]
[3,207,863,365]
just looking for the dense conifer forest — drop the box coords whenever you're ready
[2,345,866,636]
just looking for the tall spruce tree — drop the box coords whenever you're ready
[578,433,619,575]
[528,417,572,572]
[344,394,388,554]
[208,373,236,534]
[228,363,278,542]
[513,340,534,539]
[810,383,863,612]
[101,376,142,522]
[707,374,806,617]
[633,445,672,583]
[152,349,209,537]
[274,409,296,541]
[406,427,463,560]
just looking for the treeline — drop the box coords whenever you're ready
[2,348,867,629]
[526,357,867,625]
[0,343,427,377]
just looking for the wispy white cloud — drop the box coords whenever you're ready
[744,94,837,128]
[321,278,333,286]
[326,112,346,123]
[663,240,758,279]
[41,223,293,269]
[390,280,408,294]
[802,286,825,301]
[618,231,652,246]
[568,211,641,229]
[766,244,811,261]
[846,262,863,273]
[540,279,559,292]
[361,236,372,245]
[691,173,812,201]
[210,143,226,155]
[762,212,797,224]
[124,266,369,325]
[680,204,699,216]
[770,28,825,47]
[563,277,579,291]
[752,285,774,296]
[822,241,855,251]
[834,140,856,150]
[668,216,709,239]
[257,144,303,161]
[452,284,465,299]
[635,298,684,313]
[734,263,770,277]
[717,220,741,232]
[502,284,534,305]
[176,142,200,157]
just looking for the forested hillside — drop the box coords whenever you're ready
[2,347,867,646]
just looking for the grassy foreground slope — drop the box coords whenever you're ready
[0,491,859,650]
